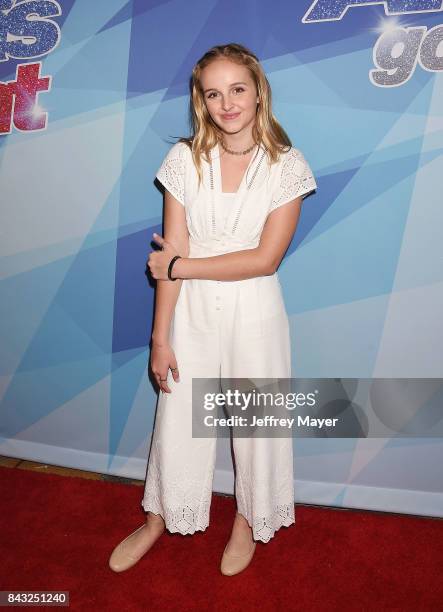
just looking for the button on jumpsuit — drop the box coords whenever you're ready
[141,141,317,543]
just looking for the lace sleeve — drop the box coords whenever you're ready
[155,142,186,206]
[269,147,317,212]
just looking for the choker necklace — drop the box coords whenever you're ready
[220,140,256,156]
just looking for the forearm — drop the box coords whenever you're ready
[172,247,271,281]
[151,278,183,345]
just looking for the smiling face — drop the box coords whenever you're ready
[200,58,259,137]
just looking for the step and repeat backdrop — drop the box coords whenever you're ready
[1,1,442,517]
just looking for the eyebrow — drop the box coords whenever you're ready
[203,81,248,94]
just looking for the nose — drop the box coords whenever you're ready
[221,96,235,112]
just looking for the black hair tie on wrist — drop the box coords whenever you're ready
[168,255,182,281]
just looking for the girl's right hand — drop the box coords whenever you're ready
[150,340,180,394]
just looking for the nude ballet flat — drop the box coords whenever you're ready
[108,523,162,573]
[220,541,257,576]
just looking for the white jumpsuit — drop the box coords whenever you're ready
[141,140,317,543]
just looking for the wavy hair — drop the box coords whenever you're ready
[170,43,292,188]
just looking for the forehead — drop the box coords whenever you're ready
[200,58,252,86]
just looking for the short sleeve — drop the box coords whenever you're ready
[269,147,317,213]
[155,141,187,206]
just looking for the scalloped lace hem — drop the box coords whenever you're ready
[239,503,296,543]
[141,498,295,543]
[141,499,210,535]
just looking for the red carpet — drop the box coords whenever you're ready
[0,466,442,611]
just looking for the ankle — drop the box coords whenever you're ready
[236,511,247,521]
[146,512,165,529]
[235,512,251,529]
[231,514,252,540]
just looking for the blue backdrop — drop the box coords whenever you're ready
[1,0,442,518]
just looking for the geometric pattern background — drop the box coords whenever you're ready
[0,1,442,517]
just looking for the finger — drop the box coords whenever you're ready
[170,363,180,382]
[155,372,166,393]
[152,232,165,248]
[158,372,171,394]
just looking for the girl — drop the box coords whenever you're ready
[109,42,317,576]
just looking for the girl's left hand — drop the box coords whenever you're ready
[147,233,180,280]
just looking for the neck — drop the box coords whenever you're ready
[221,130,255,152]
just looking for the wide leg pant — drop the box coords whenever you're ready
[141,273,295,543]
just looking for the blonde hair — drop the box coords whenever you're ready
[169,43,292,188]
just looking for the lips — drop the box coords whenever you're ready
[221,113,240,120]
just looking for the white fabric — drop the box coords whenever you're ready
[142,141,317,543]
[220,191,237,223]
